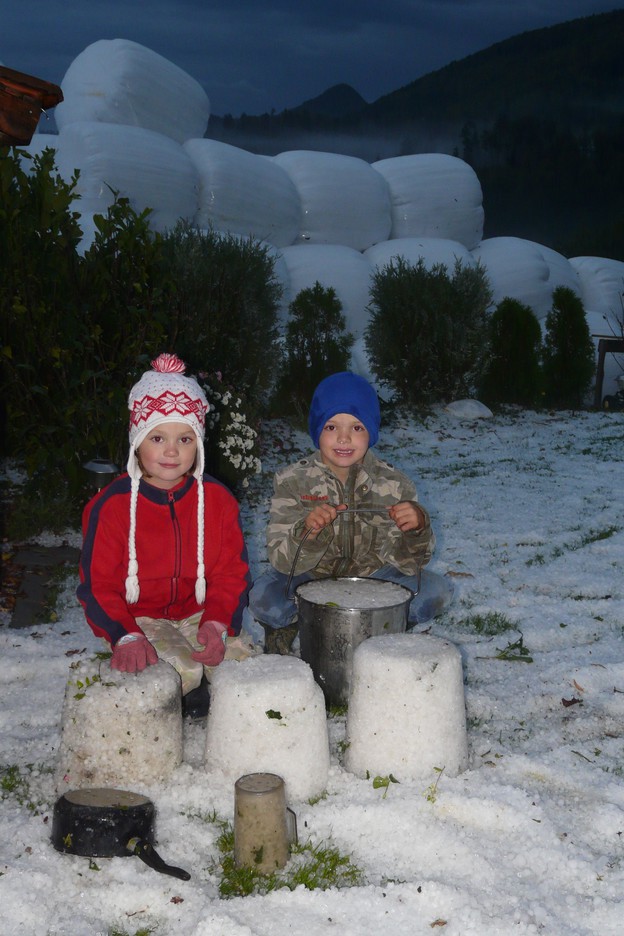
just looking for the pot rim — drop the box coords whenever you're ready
[295,575,414,610]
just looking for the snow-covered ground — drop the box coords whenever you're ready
[1,406,623,935]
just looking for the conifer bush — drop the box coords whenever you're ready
[161,223,283,406]
[272,282,354,417]
[364,257,492,405]
[542,286,595,408]
[479,297,543,407]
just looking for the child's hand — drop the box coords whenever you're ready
[388,501,426,532]
[110,633,158,672]
[192,620,227,666]
[304,503,347,536]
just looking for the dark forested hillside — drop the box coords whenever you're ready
[363,10,624,127]
[208,10,624,259]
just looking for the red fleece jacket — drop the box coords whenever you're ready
[77,473,250,646]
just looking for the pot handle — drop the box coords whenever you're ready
[126,837,191,881]
[285,505,398,598]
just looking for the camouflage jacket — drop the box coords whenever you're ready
[267,449,434,579]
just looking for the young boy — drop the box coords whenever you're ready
[248,371,453,651]
[77,353,251,717]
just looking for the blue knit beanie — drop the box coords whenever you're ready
[308,372,381,448]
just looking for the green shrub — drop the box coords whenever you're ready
[272,282,354,417]
[161,223,283,409]
[364,257,492,405]
[0,150,283,536]
[75,195,171,470]
[479,297,543,406]
[0,146,83,477]
[542,286,595,408]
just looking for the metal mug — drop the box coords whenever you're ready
[234,772,297,873]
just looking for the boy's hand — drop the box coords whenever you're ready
[111,633,158,673]
[388,501,426,532]
[304,503,347,535]
[192,620,227,666]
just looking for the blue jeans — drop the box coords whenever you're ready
[243,565,454,638]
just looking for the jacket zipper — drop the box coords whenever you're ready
[334,469,357,576]
[165,490,182,614]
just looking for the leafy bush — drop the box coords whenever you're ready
[479,297,543,407]
[0,146,83,476]
[75,196,171,470]
[364,257,492,405]
[542,286,595,408]
[272,282,354,417]
[0,150,283,536]
[161,223,283,408]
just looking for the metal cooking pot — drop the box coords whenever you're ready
[295,576,413,707]
[51,787,190,880]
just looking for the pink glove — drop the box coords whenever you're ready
[191,620,227,667]
[110,634,158,673]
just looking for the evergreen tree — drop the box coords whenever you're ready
[479,297,543,407]
[542,286,595,408]
[273,282,353,417]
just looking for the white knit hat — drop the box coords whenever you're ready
[125,353,209,606]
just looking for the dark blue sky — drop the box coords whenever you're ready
[3,1,621,116]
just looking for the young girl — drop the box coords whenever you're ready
[77,353,250,717]
[247,371,453,651]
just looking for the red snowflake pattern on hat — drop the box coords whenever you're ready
[130,391,207,427]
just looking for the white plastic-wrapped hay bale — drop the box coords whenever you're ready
[570,256,624,398]
[345,634,468,781]
[277,243,371,336]
[55,38,210,143]
[56,661,183,793]
[204,655,329,802]
[570,256,624,332]
[538,243,583,298]
[54,121,199,232]
[272,150,392,251]
[372,153,484,250]
[365,236,475,273]
[183,139,301,247]
[472,236,580,320]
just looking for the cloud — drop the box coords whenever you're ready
[2,0,618,116]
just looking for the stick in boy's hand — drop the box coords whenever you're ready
[303,503,348,535]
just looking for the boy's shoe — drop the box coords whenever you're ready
[182,675,210,720]
[263,621,299,655]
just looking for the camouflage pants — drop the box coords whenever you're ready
[136,614,258,695]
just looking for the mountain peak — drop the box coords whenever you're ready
[290,83,367,119]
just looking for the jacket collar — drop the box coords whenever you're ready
[138,475,195,504]
[311,449,376,486]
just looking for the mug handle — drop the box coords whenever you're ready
[286,807,298,845]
